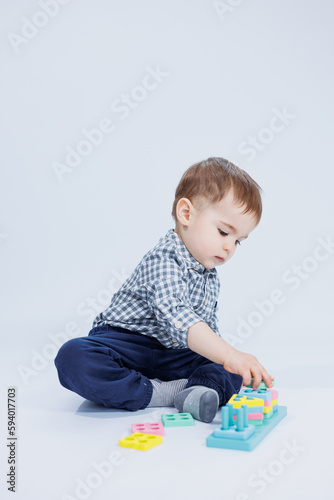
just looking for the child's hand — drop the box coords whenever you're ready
[222,345,274,389]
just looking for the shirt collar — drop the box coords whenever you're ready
[167,229,216,275]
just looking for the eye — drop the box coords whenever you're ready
[218,228,242,246]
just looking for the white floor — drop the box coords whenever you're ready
[1,354,333,500]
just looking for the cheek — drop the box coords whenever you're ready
[204,236,217,253]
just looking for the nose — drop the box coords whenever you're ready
[222,236,235,254]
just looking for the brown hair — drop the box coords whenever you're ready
[172,157,263,223]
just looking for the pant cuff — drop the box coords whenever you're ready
[139,379,153,410]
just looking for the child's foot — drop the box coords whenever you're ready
[147,378,188,407]
[174,385,219,423]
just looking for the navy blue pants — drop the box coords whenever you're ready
[54,325,243,411]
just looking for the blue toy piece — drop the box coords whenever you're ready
[206,404,287,451]
[213,406,255,440]
[240,388,272,401]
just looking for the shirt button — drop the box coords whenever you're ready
[174,320,183,329]
[204,299,208,306]
[172,338,177,343]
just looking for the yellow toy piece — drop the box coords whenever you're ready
[228,394,264,410]
[119,432,162,451]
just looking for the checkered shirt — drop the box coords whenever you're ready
[92,229,221,348]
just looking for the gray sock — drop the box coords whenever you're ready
[174,385,219,423]
[147,378,188,407]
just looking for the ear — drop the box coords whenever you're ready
[175,198,194,226]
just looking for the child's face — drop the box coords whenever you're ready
[175,190,258,270]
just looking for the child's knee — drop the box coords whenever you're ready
[54,337,85,372]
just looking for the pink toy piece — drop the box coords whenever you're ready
[264,400,273,407]
[233,412,263,421]
[131,422,164,436]
[269,389,278,399]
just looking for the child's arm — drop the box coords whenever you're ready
[187,321,273,389]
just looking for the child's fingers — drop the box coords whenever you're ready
[248,363,273,389]
[242,371,252,387]
[260,367,273,388]
[251,368,263,390]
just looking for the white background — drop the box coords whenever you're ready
[1,1,333,499]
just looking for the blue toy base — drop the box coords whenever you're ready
[206,405,287,451]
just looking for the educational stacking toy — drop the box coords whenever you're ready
[206,387,287,451]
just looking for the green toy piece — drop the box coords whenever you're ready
[161,413,194,427]
[246,379,275,390]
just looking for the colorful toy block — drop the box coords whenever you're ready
[131,422,164,436]
[119,432,162,451]
[241,388,272,401]
[246,379,275,390]
[241,388,279,403]
[264,404,273,413]
[233,411,263,425]
[207,404,287,451]
[228,394,264,414]
[245,419,263,426]
[237,387,280,421]
[161,413,194,427]
[269,389,278,400]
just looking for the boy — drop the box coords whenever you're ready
[55,157,273,423]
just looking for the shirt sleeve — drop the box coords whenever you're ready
[210,301,220,336]
[145,265,203,347]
